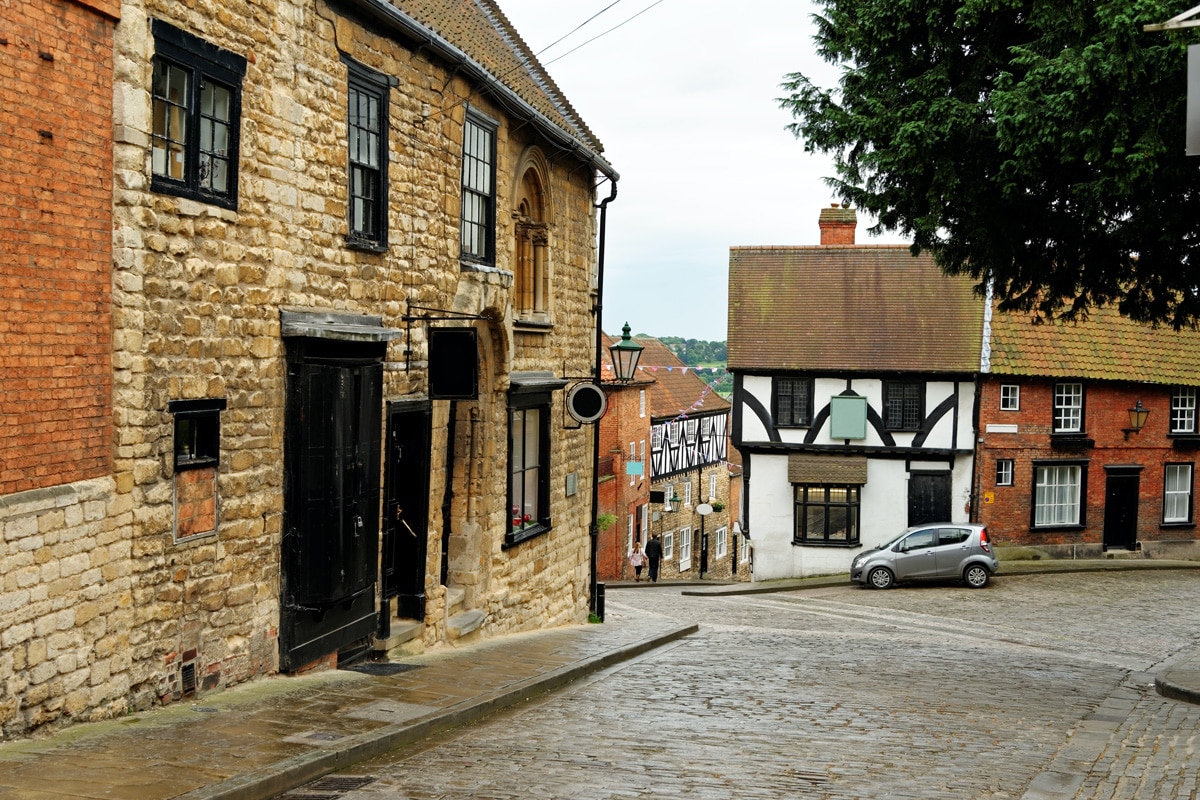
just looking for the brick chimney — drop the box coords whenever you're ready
[818,203,856,245]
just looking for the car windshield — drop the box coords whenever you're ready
[874,529,913,551]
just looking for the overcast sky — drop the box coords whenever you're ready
[496,0,906,342]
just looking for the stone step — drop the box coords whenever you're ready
[371,618,423,655]
[447,609,485,640]
[1104,549,1145,559]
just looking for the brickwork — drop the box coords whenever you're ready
[596,382,651,580]
[0,0,607,738]
[0,0,116,495]
[976,377,1200,557]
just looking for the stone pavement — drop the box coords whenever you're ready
[2,558,1199,800]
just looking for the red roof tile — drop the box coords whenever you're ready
[988,304,1200,386]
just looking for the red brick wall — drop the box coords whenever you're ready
[975,378,1193,549]
[0,0,115,494]
[596,383,651,580]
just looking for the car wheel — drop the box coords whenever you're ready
[867,567,894,589]
[963,564,990,588]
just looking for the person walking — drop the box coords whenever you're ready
[629,540,647,581]
[644,533,663,583]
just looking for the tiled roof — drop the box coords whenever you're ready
[987,304,1200,386]
[727,245,983,373]
[398,0,603,153]
[601,333,730,420]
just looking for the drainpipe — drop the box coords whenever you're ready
[590,178,618,618]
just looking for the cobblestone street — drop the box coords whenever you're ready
[298,571,1200,799]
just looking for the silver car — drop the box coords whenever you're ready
[850,523,999,589]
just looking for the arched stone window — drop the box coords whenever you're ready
[513,150,551,325]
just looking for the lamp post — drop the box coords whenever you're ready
[589,321,644,620]
[696,501,713,578]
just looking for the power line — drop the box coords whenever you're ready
[531,1,626,59]
[540,0,668,67]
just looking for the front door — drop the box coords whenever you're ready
[908,471,952,526]
[281,343,383,671]
[382,402,432,620]
[1103,467,1141,551]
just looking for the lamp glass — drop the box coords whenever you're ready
[1128,400,1150,431]
[609,322,643,382]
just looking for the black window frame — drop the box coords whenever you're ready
[1031,459,1088,529]
[168,398,226,472]
[506,390,552,548]
[792,484,861,547]
[1163,462,1195,525]
[883,381,924,432]
[343,57,394,251]
[150,20,245,210]
[460,110,497,266]
[774,377,813,427]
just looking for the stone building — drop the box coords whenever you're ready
[1,0,616,738]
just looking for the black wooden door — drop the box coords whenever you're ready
[281,355,382,670]
[1103,469,1140,551]
[908,471,952,526]
[382,402,432,620]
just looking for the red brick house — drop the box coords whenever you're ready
[595,335,653,581]
[975,305,1200,558]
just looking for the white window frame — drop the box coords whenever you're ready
[627,514,634,551]
[1053,383,1083,433]
[651,426,664,451]
[1164,464,1193,524]
[684,481,692,508]
[1000,384,1020,411]
[1172,387,1197,434]
[630,441,636,486]
[663,530,674,559]
[996,459,1014,487]
[715,526,728,558]
[708,472,717,501]
[1034,464,1082,526]
[678,525,692,570]
[639,389,646,418]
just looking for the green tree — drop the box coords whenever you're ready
[780,0,1200,327]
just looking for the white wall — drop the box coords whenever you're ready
[741,375,977,581]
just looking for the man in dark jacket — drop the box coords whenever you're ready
[644,533,664,583]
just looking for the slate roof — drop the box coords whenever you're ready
[601,334,730,420]
[727,245,984,374]
[987,304,1200,387]
[397,0,603,154]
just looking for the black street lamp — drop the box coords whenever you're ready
[609,322,643,382]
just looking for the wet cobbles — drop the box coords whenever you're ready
[335,571,1200,800]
